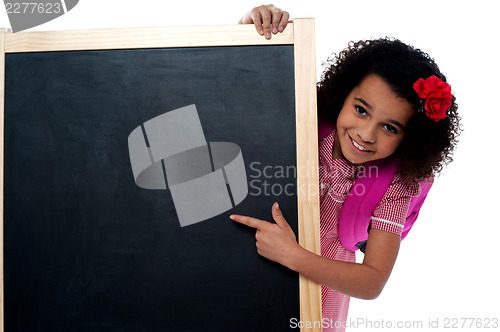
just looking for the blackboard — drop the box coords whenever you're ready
[0,22,321,331]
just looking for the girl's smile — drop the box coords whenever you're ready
[333,74,416,164]
[348,134,373,153]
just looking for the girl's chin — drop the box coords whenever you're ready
[345,156,368,165]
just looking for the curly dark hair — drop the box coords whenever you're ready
[317,38,461,184]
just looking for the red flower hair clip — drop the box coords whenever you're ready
[413,75,452,122]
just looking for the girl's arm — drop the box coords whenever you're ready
[289,228,400,300]
[230,203,400,300]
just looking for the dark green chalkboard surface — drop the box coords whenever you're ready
[1,22,321,332]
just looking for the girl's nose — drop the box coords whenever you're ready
[357,124,377,143]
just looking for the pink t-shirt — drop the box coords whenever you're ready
[319,129,420,331]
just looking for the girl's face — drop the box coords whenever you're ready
[333,74,415,164]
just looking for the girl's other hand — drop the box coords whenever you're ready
[238,4,290,40]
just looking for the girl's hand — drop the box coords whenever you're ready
[230,202,300,267]
[238,4,290,40]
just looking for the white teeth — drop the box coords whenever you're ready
[351,138,371,152]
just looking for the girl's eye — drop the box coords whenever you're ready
[383,124,398,134]
[355,105,367,115]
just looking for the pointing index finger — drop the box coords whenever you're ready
[230,215,267,230]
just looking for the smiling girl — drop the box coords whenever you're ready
[232,5,461,331]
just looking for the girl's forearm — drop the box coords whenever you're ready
[285,246,388,300]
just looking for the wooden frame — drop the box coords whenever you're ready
[0,26,5,332]
[0,20,321,331]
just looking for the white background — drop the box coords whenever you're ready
[1,1,499,331]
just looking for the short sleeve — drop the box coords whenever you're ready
[370,173,421,236]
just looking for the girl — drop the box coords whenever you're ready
[232,4,461,331]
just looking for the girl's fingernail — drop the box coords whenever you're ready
[230,215,235,220]
[278,26,284,32]
[275,202,279,209]
[272,27,278,34]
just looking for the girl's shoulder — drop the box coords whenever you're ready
[387,172,424,199]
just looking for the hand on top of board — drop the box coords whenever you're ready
[238,4,290,39]
[230,202,301,268]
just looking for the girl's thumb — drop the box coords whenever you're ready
[272,202,288,228]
